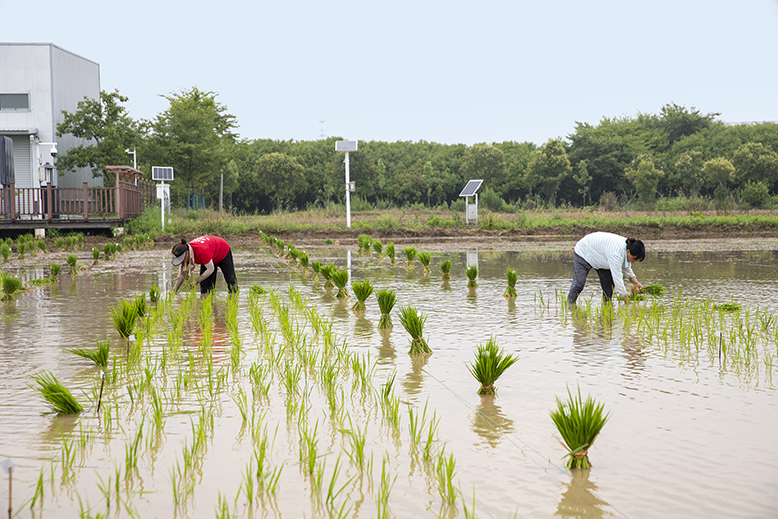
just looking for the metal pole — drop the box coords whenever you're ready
[161,181,166,231]
[345,151,351,228]
[219,173,224,213]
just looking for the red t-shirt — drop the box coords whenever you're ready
[189,236,230,265]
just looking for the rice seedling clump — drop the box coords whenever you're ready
[403,246,417,268]
[1,272,25,301]
[466,336,519,394]
[331,268,350,298]
[385,242,396,264]
[398,305,432,354]
[417,251,432,274]
[466,265,478,288]
[642,283,665,297]
[376,288,397,328]
[351,279,374,311]
[30,371,83,414]
[504,268,518,297]
[549,385,610,469]
[439,259,452,280]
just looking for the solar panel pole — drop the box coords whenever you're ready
[345,151,351,228]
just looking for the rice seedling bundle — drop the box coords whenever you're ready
[376,288,397,328]
[36,240,47,254]
[642,283,665,297]
[403,246,417,267]
[134,234,145,249]
[66,254,77,270]
[92,247,100,263]
[54,237,65,251]
[298,252,309,269]
[351,279,374,310]
[386,242,396,263]
[372,239,383,256]
[123,236,134,250]
[439,259,452,280]
[466,265,478,287]
[549,385,610,469]
[716,302,740,312]
[1,272,24,301]
[358,234,373,253]
[110,299,138,339]
[133,293,148,318]
[65,236,76,251]
[30,371,83,414]
[331,268,350,298]
[249,284,266,296]
[398,305,432,354]
[0,243,9,262]
[417,251,432,273]
[320,264,336,288]
[466,336,518,394]
[18,241,26,259]
[66,338,110,367]
[50,262,61,278]
[149,283,160,303]
[504,268,518,297]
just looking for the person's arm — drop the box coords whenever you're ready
[630,276,643,291]
[173,264,187,293]
[608,250,631,302]
[195,260,215,285]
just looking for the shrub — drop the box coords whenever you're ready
[741,181,770,209]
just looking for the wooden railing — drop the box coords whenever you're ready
[0,181,145,222]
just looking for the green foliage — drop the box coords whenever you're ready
[439,259,452,280]
[479,186,510,212]
[466,336,519,394]
[67,338,110,367]
[351,279,374,310]
[504,268,518,297]
[66,254,78,269]
[550,385,610,469]
[398,306,431,354]
[376,288,397,328]
[110,299,138,339]
[466,265,478,287]
[254,152,308,210]
[50,263,61,277]
[319,264,336,288]
[417,251,431,272]
[1,272,24,301]
[0,243,9,262]
[330,268,349,298]
[741,180,770,208]
[525,138,571,206]
[372,239,383,256]
[357,234,373,252]
[385,242,396,263]
[625,154,664,203]
[403,246,417,266]
[30,371,83,414]
[642,283,665,297]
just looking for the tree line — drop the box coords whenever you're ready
[56,88,778,213]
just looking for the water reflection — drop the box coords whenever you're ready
[555,468,607,519]
[353,311,374,340]
[402,353,428,397]
[471,396,514,447]
[377,328,396,364]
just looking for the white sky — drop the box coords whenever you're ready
[2,0,777,145]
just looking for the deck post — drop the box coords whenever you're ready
[82,182,89,221]
[46,183,53,222]
[8,183,16,222]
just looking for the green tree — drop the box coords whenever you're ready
[253,152,307,210]
[732,142,778,191]
[573,159,592,207]
[143,87,237,201]
[525,139,571,206]
[625,154,664,203]
[740,180,770,208]
[56,89,140,180]
[459,144,508,195]
[673,151,704,195]
[703,157,735,187]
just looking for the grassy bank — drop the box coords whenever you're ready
[128,206,778,242]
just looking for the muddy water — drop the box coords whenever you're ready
[1,243,777,519]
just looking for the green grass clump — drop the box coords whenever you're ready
[403,246,417,267]
[417,251,432,273]
[249,285,266,296]
[351,279,374,311]
[642,283,665,297]
[439,259,452,280]
[1,272,25,301]
[550,385,610,469]
[30,371,83,414]
[66,338,110,367]
[467,336,519,395]
[504,268,518,297]
[110,299,138,339]
[376,288,397,328]
[398,305,432,354]
[331,268,350,298]
[466,265,478,287]
[385,242,396,264]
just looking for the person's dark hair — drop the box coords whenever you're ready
[171,238,188,257]
[626,237,645,262]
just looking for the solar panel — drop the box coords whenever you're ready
[458,180,483,197]
[152,166,174,181]
[335,140,358,152]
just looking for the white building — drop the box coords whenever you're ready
[0,42,101,189]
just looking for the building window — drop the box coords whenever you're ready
[0,93,30,111]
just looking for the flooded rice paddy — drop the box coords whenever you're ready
[1,240,777,519]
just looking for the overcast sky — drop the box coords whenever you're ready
[2,0,777,145]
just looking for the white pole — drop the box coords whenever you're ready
[345,151,351,228]
[161,181,166,231]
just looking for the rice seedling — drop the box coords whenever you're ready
[30,371,83,414]
[417,251,432,274]
[50,262,61,278]
[91,247,100,264]
[642,283,665,297]
[134,234,146,249]
[37,240,48,254]
[466,265,478,288]
[436,451,458,504]
[54,237,64,251]
[331,268,350,298]
[504,268,518,297]
[0,243,9,262]
[466,335,519,394]
[422,413,440,460]
[376,453,396,519]
[398,305,432,354]
[320,264,336,288]
[372,239,383,257]
[133,293,147,318]
[351,278,374,310]
[376,288,397,328]
[110,299,138,340]
[549,385,611,469]
[298,251,309,269]
[66,338,110,367]
[403,246,417,267]
[123,236,134,250]
[149,283,160,303]
[385,242,396,264]
[31,466,45,508]
[439,258,452,280]
[1,272,25,301]
[408,400,429,453]
[716,302,741,312]
[65,254,77,271]
[358,234,372,254]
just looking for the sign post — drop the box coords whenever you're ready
[152,167,174,231]
[335,141,358,228]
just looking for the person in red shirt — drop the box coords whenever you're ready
[171,236,237,294]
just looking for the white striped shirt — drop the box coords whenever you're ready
[574,232,636,297]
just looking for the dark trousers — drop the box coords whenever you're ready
[200,249,238,294]
[568,252,614,305]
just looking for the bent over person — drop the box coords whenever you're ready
[567,232,644,305]
[171,236,238,294]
